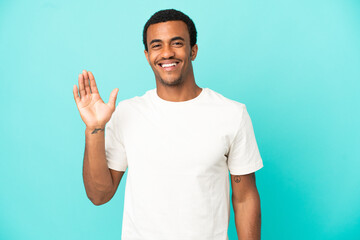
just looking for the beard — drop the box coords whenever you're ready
[158,75,184,87]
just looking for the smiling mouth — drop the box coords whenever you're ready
[158,62,179,71]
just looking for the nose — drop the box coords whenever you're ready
[160,44,175,59]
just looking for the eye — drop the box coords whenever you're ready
[151,44,161,49]
[173,41,184,47]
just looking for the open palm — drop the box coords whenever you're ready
[73,70,119,129]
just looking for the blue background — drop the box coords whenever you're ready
[1,0,359,239]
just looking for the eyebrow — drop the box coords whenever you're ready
[149,39,161,45]
[149,36,185,46]
[171,36,185,42]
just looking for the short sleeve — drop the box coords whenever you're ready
[227,105,263,175]
[105,106,128,172]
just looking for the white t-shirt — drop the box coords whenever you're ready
[105,88,263,240]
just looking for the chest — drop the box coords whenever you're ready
[122,107,234,174]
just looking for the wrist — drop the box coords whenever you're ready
[85,125,106,135]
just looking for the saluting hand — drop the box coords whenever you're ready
[73,70,119,130]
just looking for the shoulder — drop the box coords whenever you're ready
[113,89,154,113]
[108,89,154,129]
[205,88,246,116]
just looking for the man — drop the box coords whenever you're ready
[73,9,263,240]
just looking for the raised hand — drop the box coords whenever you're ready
[73,70,119,130]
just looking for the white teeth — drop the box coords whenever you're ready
[161,63,177,68]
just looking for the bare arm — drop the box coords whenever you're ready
[73,70,123,205]
[231,172,261,240]
[83,128,125,205]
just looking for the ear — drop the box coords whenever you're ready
[190,44,198,61]
[144,50,150,64]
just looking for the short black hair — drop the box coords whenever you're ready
[143,9,197,51]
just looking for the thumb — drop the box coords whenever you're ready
[107,88,119,110]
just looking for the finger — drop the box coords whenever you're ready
[88,71,99,94]
[73,85,80,104]
[82,70,91,95]
[78,73,86,98]
[107,88,119,110]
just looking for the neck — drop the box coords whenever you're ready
[156,78,202,102]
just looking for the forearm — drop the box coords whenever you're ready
[233,193,261,240]
[83,127,114,205]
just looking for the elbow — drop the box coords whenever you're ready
[84,182,114,206]
[88,195,109,206]
[91,200,105,206]
[86,190,111,206]
[232,190,261,206]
